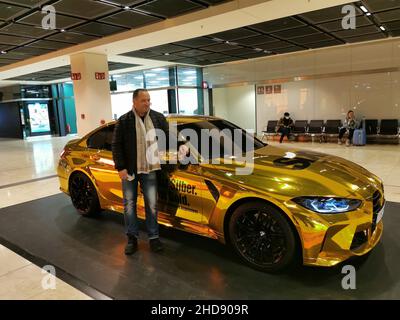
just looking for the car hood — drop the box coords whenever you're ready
[205,146,381,199]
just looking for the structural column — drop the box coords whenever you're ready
[70,53,112,136]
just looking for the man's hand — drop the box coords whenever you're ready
[118,169,128,180]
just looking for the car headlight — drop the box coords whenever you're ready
[292,197,362,214]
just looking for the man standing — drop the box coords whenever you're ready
[112,89,168,255]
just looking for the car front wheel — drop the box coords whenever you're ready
[228,201,297,273]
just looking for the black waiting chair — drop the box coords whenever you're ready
[307,120,324,142]
[324,120,342,135]
[292,120,308,135]
[377,119,399,144]
[261,120,278,141]
[365,119,379,143]
[379,119,399,135]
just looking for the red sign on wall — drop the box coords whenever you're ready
[95,72,105,80]
[71,72,81,80]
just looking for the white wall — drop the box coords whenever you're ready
[213,85,255,130]
[205,38,400,135]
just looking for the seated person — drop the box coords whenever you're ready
[277,112,294,143]
[338,110,358,146]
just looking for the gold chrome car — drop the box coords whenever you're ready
[57,115,384,272]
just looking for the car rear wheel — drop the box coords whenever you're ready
[69,172,100,216]
[228,201,297,273]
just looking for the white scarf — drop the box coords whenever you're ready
[134,109,161,174]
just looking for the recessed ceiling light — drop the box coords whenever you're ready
[164,53,170,56]
[366,12,371,16]
[0,51,6,54]
[380,26,386,31]
[61,29,66,32]
[124,6,130,10]
[360,5,368,13]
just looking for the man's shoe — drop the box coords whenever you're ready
[149,238,163,252]
[125,236,138,255]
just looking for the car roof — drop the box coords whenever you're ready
[166,114,220,124]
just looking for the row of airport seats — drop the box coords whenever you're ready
[261,119,400,144]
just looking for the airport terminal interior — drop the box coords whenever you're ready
[0,0,399,300]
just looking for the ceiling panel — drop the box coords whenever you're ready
[209,28,260,41]
[1,0,44,6]
[46,32,99,44]
[193,52,230,60]
[146,53,183,61]
[386,20,400,30]
[236,34,279,46]
[272,26,321,39]
[250,17,306,33]
[201,42,242,52]
[0,34,32,45]
[345,33,386,42]
[147,44,188,54]
[26,39,73,50]
[175,49,211,57]
[291,33,336,45]
[317,15,373,32]
[0,23,57,38]
[274,46,307,54]
[0,2,27,20]
[100,10,162,28]
[70,22,128,37]
[333,24,381,38]
[363,0,400,12]
[8,46,52,56]
[375,9,400,23]
[18,11,85,29]
[174,37,218,48]
[53,0,120,19]
[222,47,260,56]
[135,0,204,18]
[258,40,294,50]
[306,39,344,48]
[0,57,21,64]
[299,5,362,24]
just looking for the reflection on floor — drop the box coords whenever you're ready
[0,135,399,299]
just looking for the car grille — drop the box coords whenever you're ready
[371,190,383,233]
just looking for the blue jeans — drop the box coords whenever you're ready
[122,171,159,240]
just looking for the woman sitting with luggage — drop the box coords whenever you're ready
[338,110,358,146]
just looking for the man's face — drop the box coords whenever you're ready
[133,91,151,116]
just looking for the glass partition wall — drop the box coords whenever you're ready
[110,66,204,119]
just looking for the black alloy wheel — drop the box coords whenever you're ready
[69,172,100,216]
[229,201,297,272]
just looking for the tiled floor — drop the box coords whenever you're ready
[0,135,399,299]
[0,135,92,300]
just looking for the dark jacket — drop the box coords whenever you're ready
[112,109,169,175]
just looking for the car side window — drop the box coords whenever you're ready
[87,125,115,151]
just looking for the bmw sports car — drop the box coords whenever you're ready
[57,115,384,272]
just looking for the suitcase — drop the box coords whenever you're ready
[352,128,366,146]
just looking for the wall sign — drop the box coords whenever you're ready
[265,85,273,94]
[95,72,105,80]
[274,84,282,94]
[71,73,81,80]
[257,86,265,94]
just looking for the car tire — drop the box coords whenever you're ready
[69,172,101,217]
[228,201,297,273]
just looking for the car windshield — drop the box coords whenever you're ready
[177,119,266,161]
